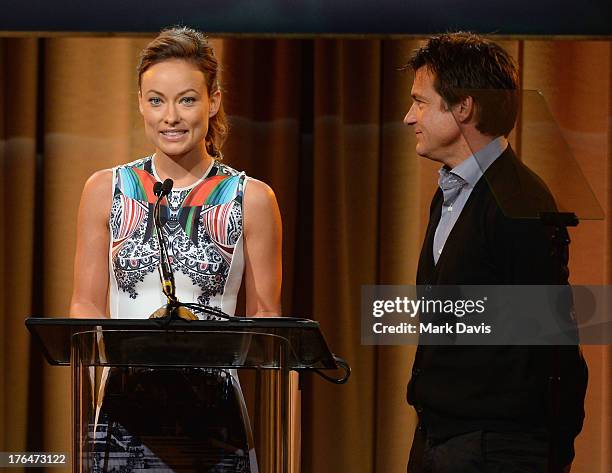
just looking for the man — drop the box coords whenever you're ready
[403,32,588,473]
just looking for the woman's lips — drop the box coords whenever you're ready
[160,130,188,141]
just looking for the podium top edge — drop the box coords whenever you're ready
[25,316,319,329]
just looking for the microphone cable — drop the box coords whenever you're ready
[313,355,351,384]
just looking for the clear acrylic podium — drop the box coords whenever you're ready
[26,317,341,473]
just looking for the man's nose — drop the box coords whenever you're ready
[404,103,416,125]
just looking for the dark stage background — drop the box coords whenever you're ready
[0,0,611,35]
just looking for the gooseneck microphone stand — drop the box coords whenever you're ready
[149,179,197,322]
[148,179,242,324]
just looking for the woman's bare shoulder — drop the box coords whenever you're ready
[80,169,114,217]
[85,168,113,190]
[244,178,277,209]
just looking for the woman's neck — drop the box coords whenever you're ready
[153,145,214,188]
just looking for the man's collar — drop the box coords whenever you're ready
[441,136,508,188]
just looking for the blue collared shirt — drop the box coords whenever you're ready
[433,136,508,264]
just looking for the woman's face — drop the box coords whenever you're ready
[138,59,221,159]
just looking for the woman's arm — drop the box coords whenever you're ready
[242,178,282,317]
[243,178,297,467]
[69,169,113,318]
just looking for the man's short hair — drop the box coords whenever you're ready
[407,32,519,137]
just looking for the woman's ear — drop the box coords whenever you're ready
[138,91,144,115]
[209,89,222,117]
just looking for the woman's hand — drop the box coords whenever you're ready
[242,179,282,317]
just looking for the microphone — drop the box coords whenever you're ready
[149,178,197,322]
[155,178,174,299]
[148,177,237,323]
[161,178,173,196]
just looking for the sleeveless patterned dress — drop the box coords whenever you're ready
[109,155,246,317]
[88,156,257,472]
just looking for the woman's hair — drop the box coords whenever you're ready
[137,27,228,158]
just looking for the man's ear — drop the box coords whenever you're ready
[209,89,222,117]
[454,95,475,124]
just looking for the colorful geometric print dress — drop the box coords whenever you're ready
[89,155,257,473]
[109,155,246,318]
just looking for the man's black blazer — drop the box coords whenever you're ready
[408,145,588,467]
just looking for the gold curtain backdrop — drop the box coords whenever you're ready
[0,36,610,473]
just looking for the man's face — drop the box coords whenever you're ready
[403,67,464,166]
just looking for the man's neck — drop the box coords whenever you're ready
[444,133,497,169]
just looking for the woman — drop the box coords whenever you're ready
[70,27,282,472]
